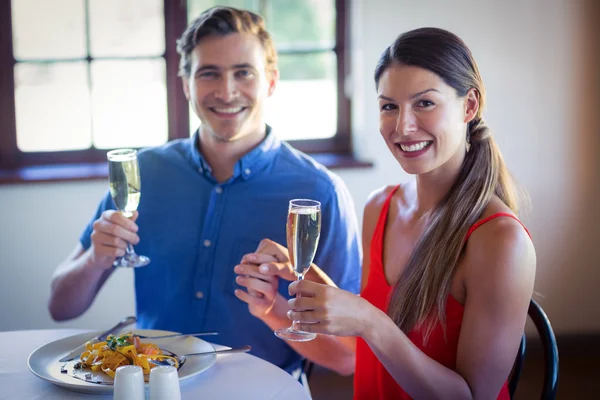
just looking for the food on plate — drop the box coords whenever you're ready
[75,333,178,378]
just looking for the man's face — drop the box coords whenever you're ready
[182,32,278,143]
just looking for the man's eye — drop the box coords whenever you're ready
[197,72,217,79]
[236,70,254,78]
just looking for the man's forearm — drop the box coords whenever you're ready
[48,250,113,321]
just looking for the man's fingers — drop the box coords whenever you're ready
[241,253,279,265]
[234,289,269,306]
[233,264,275,282]
[95,217,140,245]
[236,276,275,298]
[103,210,139,233]
[248,289,264,298]
[258,262,292,275]
[93,231,129,249]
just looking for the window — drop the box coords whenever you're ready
[0,0,356,181]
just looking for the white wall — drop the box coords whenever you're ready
[1,0,598,335]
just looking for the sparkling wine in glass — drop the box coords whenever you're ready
[275,199,321,342]
[107,149,150,268]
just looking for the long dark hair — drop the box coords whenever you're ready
[375,28,519,340]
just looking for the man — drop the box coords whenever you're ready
[48,6,361,376]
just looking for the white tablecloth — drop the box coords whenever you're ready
[0,329,311,400]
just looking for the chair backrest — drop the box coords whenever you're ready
[509,299,559,400]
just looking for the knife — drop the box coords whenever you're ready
[58,316,137,363]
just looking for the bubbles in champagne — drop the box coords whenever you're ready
[108,157,141,217]
[286,208,321,277]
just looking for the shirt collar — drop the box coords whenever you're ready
[189,124,280,181]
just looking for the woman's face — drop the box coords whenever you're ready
[377,64,478,178]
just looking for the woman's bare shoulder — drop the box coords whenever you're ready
[464,196,535,286]
[364,184,406,217]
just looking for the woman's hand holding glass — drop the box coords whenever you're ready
[287,280,373,338]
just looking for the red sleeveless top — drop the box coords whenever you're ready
[354,186,529,399]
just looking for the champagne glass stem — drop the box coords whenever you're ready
[125,242,135,258]
[291,273,304,331]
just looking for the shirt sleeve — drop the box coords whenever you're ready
[313,175,362,294]
[79,190,115,250]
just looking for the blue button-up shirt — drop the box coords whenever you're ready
[81,127,362,372]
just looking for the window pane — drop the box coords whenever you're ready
[91,60,168,149]
[187,0,259,20]
[267,52,337,140]
[11,0,86,60]
[88,0,165,57]
[14,62,92,152]
[267,0,335,49]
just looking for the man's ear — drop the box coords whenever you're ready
[266,68,279,97]
[182,77,191,101]
[464,88,480,123]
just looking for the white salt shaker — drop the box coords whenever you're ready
[149,365,181,400]
[113,365,145,400]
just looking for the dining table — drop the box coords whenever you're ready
[0,329,312,400]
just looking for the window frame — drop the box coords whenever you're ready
[0,0,365,183]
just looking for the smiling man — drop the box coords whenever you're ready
[48,6,361,379]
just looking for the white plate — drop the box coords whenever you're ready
[27,329,216,395]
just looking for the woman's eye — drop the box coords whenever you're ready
[380,103,397,111]
[416,100,434,108]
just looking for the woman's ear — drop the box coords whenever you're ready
[464,88,480,123]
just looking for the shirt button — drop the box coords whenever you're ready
[244,168,251,175]
[215,186,223,194]
[203,239,211,247]
[198,167,203,173]
[195,291,204,299]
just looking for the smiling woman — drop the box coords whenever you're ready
[233,26,536,400]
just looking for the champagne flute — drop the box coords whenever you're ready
[275,199,321,342]
[107,149,150,268]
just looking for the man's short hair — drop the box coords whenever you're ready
[176,6,278,77]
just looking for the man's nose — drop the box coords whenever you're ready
[214,75,239,103]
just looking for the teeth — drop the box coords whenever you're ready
[213,107,243,114]
[400,141,430,152]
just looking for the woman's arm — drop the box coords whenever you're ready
[234,187,390,374]
[359,217,536,399]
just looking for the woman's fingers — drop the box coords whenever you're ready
[287,309,321,324]
[289,279,321,297]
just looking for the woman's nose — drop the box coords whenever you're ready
[396,109,417,135]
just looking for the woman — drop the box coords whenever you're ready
[234,27,536,399]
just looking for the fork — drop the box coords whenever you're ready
[134,332,218,340]
[148,345,252,367]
